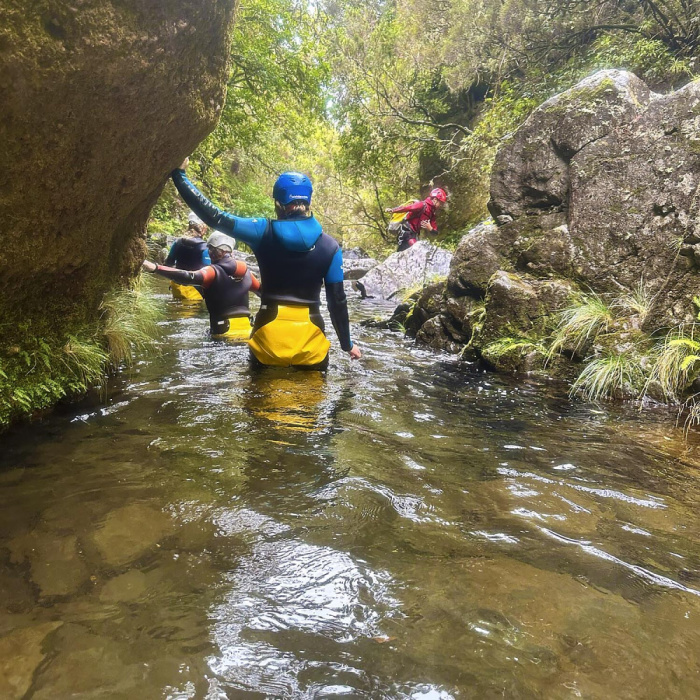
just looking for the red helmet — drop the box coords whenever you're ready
[430,187,447,202]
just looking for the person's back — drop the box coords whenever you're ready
[143,232,260,341]
[169,163,361,367]
[164,214,212,301]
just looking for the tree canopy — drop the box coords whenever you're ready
[151,0,698,253]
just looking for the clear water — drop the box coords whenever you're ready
[1,279,700,699]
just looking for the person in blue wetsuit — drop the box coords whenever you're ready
[164,213,211,301]
[170,159,362,369]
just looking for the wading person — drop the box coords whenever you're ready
[164,213,211,301]
[170,159,361,369]
[386,188,447,252]
[143,232,260,341]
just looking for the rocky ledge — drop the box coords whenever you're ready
[400,70,700,381]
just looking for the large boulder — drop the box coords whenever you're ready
[489,70,655,220]
[446,221,508,298]
[568,79,700,329]
[410,71,700,374]
[0,1,236,330]
[354,242,452,300]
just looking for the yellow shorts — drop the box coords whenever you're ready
[248,304,330,367]
[211,316,253,342]
[170,282,203,302]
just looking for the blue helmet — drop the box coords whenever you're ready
[273,171,313,205]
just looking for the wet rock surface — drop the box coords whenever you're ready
[354,242,452,300]
[0,621,62,699]
[92,504,173,567]
[9,529,89,598]
[406,71,700,372]
[1,1,236,334]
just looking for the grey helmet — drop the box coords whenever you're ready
[207,232,236,253]
[188,211,204,225]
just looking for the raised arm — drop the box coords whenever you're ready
[387,200,425,214]
[171,167,269,250]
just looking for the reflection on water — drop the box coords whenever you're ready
[1,278,700,698]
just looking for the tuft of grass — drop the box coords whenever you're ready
[62,335,109,389]
[100,275,159,367]
[0,276,161,429]
[547,293,613,360]
[571,351,644,402]
[644,325,700,402]
[616,280,654,324]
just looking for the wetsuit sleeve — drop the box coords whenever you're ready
[202,247,211,265]
[152,264,216,289]
[250,274,261,295]
[324,248,353,352]
[164,242,177,266]
[170,170,268,250]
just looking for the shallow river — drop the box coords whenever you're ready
[2,279,700,699]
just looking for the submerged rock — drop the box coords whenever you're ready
[98,570,148,603]
[0,621,62,699]
[31,624,140,698]
[354,242,452,300]
[92,504,173,567]
[8,530,89,598]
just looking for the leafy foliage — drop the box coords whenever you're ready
[149,0,696,250]
[645,325,700,402]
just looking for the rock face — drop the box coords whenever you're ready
[0,1,236,330]
[354,242,452,300]
[408,71,700,371]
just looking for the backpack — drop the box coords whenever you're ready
[387,200,421,232]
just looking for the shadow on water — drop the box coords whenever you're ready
[1,278,700,698]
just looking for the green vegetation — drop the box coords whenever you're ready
[483,336,546,366]
[571,352,645,402]
[0,278,159,428]
[547,293,614,360]
[150,0,697,254]
[543,291,700,418]
[646,326,700,401]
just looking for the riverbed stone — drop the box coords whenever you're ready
[479,271,575,345]
[92,504,173,567]
[0,621,62,699]
[354,242,452,300]
[98,569,148,603]
[415,316,461,353]
[8,530,89,597]
[404,281,446,335]
[31,624,140,699]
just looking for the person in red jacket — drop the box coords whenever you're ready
[386,188,448,252]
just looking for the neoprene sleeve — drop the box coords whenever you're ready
[171,170,268,249]
[325,281,353,352]
[153,266,205,286]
